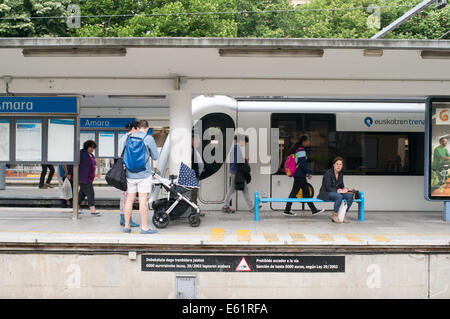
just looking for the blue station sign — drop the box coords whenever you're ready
[80,118,136,129]
[0,96,77,114]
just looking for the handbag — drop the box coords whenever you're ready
[105,137,128,191]
[347,188,361,200]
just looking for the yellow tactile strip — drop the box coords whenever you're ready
[263,233,279,242]
[345,234,364,242]
[237,229,251,242]
[289,232,307,242]
[210,228,224,241]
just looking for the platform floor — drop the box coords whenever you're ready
[0,207,449,247]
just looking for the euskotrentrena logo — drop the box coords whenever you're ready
[364,117,374,127]
[363,116,424,128]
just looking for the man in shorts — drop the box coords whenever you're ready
[120,120,159,234]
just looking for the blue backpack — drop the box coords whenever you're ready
[122,135,149,173]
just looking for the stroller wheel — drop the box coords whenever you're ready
[153,212,170,229]
[188,213,201,227]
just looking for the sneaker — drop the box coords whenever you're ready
[283,210,296,217]
[123,227,131,234]
[222,207,235,214]
[141,228,158,234]
[120,214,140,227]
[312,208,325,215]
[90,212,102,217]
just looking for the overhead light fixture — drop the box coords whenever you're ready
[421,50,450,59]
[107,95,167,99]
[363,49,383,57]
[218,48,324,58]
[22,48,127,57]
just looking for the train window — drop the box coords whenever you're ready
[272,113,424,176]
[272,113,336,174]
[337,132,412,175]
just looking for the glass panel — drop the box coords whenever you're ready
[0,119,10,161]
[117,130,127,157]
[98,131,115,158]
[80,131,96,156]
[15,119,42,162]
[47,118,75,162]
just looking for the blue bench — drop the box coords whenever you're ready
[253,191,365,222]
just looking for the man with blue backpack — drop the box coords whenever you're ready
[120,120,159,234]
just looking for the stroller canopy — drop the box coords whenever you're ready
[177,162,200,188]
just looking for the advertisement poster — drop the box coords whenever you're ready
[428,99,450,199]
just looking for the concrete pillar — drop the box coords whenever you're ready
[169,93,192,175]
[0,164,5,190]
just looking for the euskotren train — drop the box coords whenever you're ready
[158,95,441,212]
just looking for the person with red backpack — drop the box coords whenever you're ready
[283,135,324,216]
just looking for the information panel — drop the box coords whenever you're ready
[142,255,345,273]
[98,131,115,158]
[15,119,42,161]
[47,119,75,162]
[0,119,10,161]
[426,97,450,200]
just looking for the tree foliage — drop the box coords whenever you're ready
[0,0,448,39]
[0,0,72,37]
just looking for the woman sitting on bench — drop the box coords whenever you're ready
[318,156,353,223]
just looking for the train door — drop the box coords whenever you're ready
[195,113,235,206]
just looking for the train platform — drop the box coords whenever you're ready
[0,206,449,250]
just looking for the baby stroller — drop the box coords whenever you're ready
[151,163,202,229]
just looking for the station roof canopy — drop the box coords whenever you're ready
[0,37,449,98]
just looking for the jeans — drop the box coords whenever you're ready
[328,192,353,212]
[285,177,317,213]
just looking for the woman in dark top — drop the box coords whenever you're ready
[318,156,353,223]
[68,140,102,217]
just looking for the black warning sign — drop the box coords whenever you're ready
[141,255,345,273]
